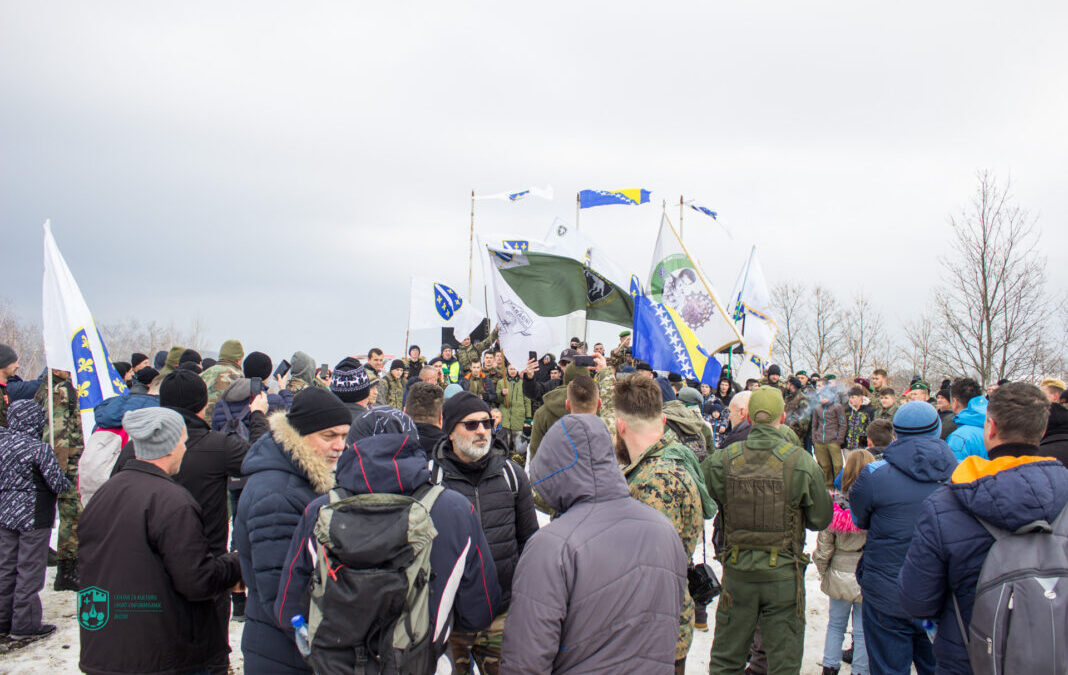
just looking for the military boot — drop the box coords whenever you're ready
[53,560,79,591]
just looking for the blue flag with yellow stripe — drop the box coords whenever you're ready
[632,294,722,385]
[578,189,651,209]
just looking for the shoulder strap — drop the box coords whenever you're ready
[502,461,519,497]
[952,594,970,647]
[417,483,445,510]
[1050,502,1068,536]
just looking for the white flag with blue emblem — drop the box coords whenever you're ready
[473,186,554,202]
[408,277,486,340]
[41,220,127,421]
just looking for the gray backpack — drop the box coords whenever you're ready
[953,505,1068,675]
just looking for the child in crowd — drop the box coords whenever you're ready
[813,449,875,675]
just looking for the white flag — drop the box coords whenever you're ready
[473,185,554,202]
[541,217,630,289]
[486,248,557,370]
[648,215,743,355]
[42,221,126,434]
[408,277,485,340]
[729,246,777,371]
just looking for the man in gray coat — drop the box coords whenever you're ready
[500,414,687,674]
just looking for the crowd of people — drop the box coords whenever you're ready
[0,331,1066,674]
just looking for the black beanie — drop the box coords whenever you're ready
[286,388,352,436]
[178,361,202,374]
[202,357,217,370]
[179,349,202,365]
[390,359,405,371]
[135,367,159,387]
[131,352,149,368]
[442,391,491,435]
[0,343,18,369]
[159,369,209,414]
[767,364,781,377]
[113,361,132,378]
[243,351,273,379]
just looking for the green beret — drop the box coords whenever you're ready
[619,330,631,338]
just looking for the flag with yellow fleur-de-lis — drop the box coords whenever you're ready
[41,220,126,414]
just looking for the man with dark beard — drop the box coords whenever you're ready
[429,392,538,674]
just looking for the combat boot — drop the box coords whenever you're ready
[53,560,79,591]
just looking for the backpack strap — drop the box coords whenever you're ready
[1052,502,1068,536]
[952,594,970,647]
[502,461,519,497]
[416,483,444,510]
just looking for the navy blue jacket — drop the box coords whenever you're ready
[898,448,1068,674]
[850,434,956,618]
[234,414,337,674]
[275,430,500,652]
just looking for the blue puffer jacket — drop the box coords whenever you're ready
[91,392,159,430]
[898,450,1068,675]
[275,430,501,655]
[849,434,957,618]
[946,396,987,461]
[234,413,337,674]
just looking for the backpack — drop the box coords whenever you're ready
[307,482,444,674]
[952,505,1068,675]
[219,402,251,442]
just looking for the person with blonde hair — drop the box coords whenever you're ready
[814,449,876,675]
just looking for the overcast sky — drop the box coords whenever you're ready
[3,2,1066,365]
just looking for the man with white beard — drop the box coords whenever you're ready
[429,392,539,674]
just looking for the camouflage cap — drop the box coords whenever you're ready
[748,385,785,424]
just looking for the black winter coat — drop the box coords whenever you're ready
[113,407,254,555]
[415,421,446,458]
[78,460,242,675]
[431,439,539,608]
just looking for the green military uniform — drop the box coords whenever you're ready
[449,613,507,674]
[498,375,531,466]
[456,327,498,374]
[594,367,616,428]
[606,335,634,372]
[383,372,406,409]
[702,388,833,675]
[624,436,704,662]
[873,401,899,422]
[663,398,712,462]
[783,388,812,442]
[35,374,84,588]
[758,377,787,394]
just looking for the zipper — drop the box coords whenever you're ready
[473,486,482,526]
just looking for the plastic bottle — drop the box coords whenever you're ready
[921,619,938,643]
[291,615,311,657]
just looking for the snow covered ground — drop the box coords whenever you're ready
[1,530,861,674]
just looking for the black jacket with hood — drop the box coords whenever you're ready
[430,438,538,609]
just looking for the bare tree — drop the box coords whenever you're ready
[801,285,845,375]
[933,172,1053,385]
[843,293,887,378]
[771,281,807,373]
[0,298,45,376]
[904,311,938,382]
[100,317,209,364]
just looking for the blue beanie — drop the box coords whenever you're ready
[893,401,942,437]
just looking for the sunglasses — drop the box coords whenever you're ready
[460,418,494,432]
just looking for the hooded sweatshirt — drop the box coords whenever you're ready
[0,400,70,531]
[501,415,686,674]
[849,434,957,618]
[946,396,988,461]
[275,429,500,656]
[899,452,1068,674]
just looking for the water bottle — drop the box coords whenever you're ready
[291,615,311,657]
[921,619,938,643]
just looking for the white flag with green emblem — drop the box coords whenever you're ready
[486,248,558,369]
[647,215,743,356]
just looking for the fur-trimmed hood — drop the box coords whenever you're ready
[240,411,335,494]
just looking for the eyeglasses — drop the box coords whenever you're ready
[460,418,494,432]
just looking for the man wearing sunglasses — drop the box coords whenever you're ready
[430,392,538,675]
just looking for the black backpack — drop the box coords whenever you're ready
[219,402,251,442]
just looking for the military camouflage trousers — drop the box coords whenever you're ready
[56,479,81,561]
[449,613,506,674]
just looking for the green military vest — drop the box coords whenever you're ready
[721,439,806,567]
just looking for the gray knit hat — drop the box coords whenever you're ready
[122,407,185,460]
[0,343,16,369]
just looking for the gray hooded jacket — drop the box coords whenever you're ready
[500,414,686,674]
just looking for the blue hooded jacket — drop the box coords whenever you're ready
[898,451,1068,675]
[946,396,988,461]
[275,427,500,657]
[849,434,957,618]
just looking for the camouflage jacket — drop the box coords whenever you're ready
[623,436,703,660]
[457,327,498,373]
[595,368,617,428]
[200,362,242,420]
[286,377,325,395]
[34,376,84,474]
[784,389,812,439]
[383,373,406,410]
[872,402,899,422]
[758,377,787,394]
[607,343,634,371]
